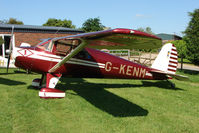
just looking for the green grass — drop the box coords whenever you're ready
[0,68,199,133]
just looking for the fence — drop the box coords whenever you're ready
[102,49,157,66]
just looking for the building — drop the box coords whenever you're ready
[0,24,83,47]
[156,33,182,44]
[0,24,83,68]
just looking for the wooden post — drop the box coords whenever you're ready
[128,49,130,60]
[181,56,183,70]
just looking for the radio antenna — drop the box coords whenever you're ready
[54,26,62,37]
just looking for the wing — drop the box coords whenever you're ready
[49,28,162,73]
[52,28,162,50]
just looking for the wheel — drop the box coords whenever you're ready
[39,88,65,99]
[32,78,41,88]
[170,82,176,89]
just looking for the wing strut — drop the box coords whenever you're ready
[48,39,88,73]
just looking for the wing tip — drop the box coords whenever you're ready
[112,28,161,40]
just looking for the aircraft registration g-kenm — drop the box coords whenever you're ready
[7,28,188,99]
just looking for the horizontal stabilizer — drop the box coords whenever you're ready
[171,74,189,81]
[150,69,189,81]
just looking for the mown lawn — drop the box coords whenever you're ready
[0,68,199,133]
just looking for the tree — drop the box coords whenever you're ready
[43,18,76,28]
[137,27,145,32]
[0,19,6,24]
[82,17,105,32]
[184,9,199,65]
[6,18,24,25]
[0,18,24,25]
[137,27,154,34]
[172,40,187,70]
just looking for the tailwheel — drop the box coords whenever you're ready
[170,82,176,89]
[167,80,176,89]
[39,88,65,99]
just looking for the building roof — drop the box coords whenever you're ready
[156,33,182,40]
[0,24,84,34]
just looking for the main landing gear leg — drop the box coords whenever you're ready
[167,79,176,89]
[39,73,65,99]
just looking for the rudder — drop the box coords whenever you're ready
[151,43,178,74]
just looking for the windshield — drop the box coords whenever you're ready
[36,39,81,52]
[37,38,52,46]
[36,38,52,51]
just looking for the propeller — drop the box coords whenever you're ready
[6,26,14,73]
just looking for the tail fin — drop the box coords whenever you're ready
[151,43,178,74]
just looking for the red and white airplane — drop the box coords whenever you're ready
[7,28,188,99]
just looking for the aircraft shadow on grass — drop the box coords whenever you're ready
[28,78,184,117]
[57,78,182,117]
[0,77,26,86]
[59,78,148,117]
[178,69,199,75]
[141,81,184,91]
[0,70,28,86]
[0,70,38,75]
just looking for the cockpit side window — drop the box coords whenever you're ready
[53,39,81,56]
[77,49,91,59]
[55,42,72,55]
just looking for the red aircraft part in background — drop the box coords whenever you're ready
[8,28,188,99]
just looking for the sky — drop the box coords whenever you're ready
[1,0,199,36]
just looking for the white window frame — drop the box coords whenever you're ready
[0,34,15,58]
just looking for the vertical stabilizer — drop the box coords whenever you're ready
[151,43,178,74]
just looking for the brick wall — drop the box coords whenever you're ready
[0,32,75,47]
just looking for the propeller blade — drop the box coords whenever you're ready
[6,26,14,73]
[6,53,11,73]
